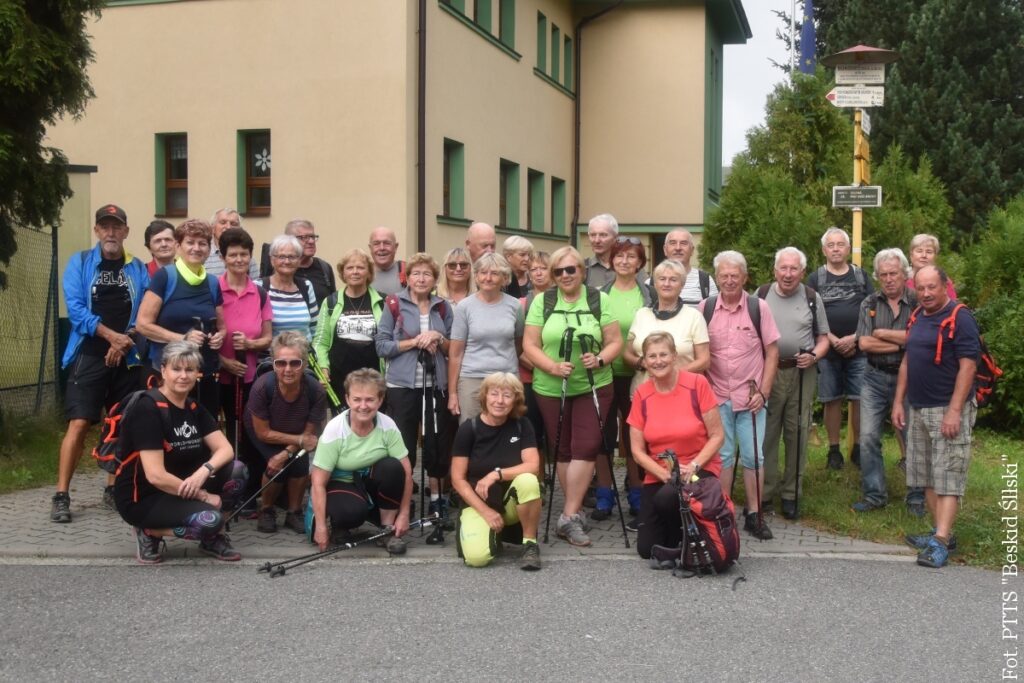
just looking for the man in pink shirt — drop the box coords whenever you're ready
[698,250,780,540]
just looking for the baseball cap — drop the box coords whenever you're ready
[95,204,127,224]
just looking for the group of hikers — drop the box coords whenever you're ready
[53,205,981,571]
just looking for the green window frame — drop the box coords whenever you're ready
[237,129,272,216]
[499,159,520,230]
[551,177,566,235]
[550,25,560,82]
[563,35,573,91]
[536,12,547,71]
[154,133,187,217]
[443,138,466,219]
[527,169,544,232]
[442,0,466,12]
[474,0,491,32]
[498,0,515,48]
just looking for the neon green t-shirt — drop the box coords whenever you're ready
[604,285,644,377]
[525,289,616,397]
[312,410,408,482]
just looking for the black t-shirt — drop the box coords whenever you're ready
[114,391,219,507]
[327,293,379,394]
[807,266,874,358]
[295,258,336,307]
[81,258,132,356]
[452,416,537,509]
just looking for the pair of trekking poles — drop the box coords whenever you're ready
[541,327,630,548]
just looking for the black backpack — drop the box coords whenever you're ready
[92,388,174,475]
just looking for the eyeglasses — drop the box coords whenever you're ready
[616,237,642,245]
[552,265,578,277]
[273,359,303,369]
[446,262,471,271]
[296,234,320,243]
[272,254,299,262]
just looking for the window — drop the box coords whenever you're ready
[551,177,566,235]
[474,0,491,31]
[527,169,544,231]
[443,138,465,219]
[442,0,465,11]
[238,130,271,216]
[536,12,547,71]
[498,0,515,48]
[550,25,560,83]
[563,35,573,91]
[155,133,187,217]
[499,159,520,229]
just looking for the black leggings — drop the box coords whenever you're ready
[386,386,453,477]
[244,421,310,480]
[636,482,684,559]
[324,456,406,531]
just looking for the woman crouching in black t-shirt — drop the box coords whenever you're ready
[450,372,542,570]
[114,340,246,564]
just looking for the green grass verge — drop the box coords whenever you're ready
[734,426,1016,570]
[0,413,97,494]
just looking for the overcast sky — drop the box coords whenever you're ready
[722,1,794,163]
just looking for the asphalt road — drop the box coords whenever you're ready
[0,557,1001,681]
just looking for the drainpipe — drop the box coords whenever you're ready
[571,0,623,247]
[417,0,427,252]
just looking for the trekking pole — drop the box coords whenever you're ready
[307,350,342,415]
[543,327,574,543]
[416,350,433,540]
[257,514,441,578]
[795,348,811,519]
[224,449,307,526]
[579,334,629,549]
[749,382,764,538]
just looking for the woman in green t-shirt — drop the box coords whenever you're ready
[522,246,622,547]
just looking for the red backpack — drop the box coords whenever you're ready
[907,303,1003,408]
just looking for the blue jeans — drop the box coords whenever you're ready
[859,365,923,506]
[718,401,766,471]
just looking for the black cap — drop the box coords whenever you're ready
[95,204,127,224]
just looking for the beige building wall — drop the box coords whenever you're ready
[46,0,416,268]
[578,3,706,227]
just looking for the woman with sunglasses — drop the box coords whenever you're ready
[244,331,327,534]
[255,234,319,340]
[136,218,226,418]
[436,247,474,306]
[447,253,524,425]
[624,258,710,389]
[114,340,245,564]
[595,237,655,526]
[523,246,622,547]
[375,253,455,520]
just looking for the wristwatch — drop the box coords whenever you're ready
[597,356,606,368]
[203,462,215,475]
[494,467,502,480]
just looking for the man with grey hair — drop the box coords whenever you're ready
[807,226,874,470]
[758,247,830,520]
[584,213,618,287]
[369,226,404,295]
[206,208,259,278]
[465,221,497,264]
[852,248,923,515]
[699,250,780,540]
[661,228,718,306]
[286,218,336,305]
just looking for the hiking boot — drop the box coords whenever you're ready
[916,537,950,568]
[376,535,407,555]
[429,498,456,531]
[744,512,773,540]
[576,509,591,532]
[556,514,592,547]
[780,499,798,520]
[199,534,241,561]
[134,527,164,565]
[906,502,926,518]
[50,492,71,523]
[102,485,116,511]
[592,487,615,520]
[520,541,542,571]
[826,445,844,470]
[625,516,640,533]
[257,507,277,533]
[905,530,958,552]
[284,510,305,535]
[590,507,612,521]
[850,444,861,469]
[851,499,885,513]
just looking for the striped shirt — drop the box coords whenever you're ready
[255,277,319,340]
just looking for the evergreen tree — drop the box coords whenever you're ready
[0,0,102,288]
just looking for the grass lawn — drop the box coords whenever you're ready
[0,412,97,494]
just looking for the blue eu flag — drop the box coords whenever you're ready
[799,0,816,74]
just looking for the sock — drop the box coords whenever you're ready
[522,537,537,545]
[430,494,439,502]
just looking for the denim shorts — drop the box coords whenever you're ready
[718,401,766,470]
[817,353,866,402]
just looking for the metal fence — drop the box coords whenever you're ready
[0,226,59,420]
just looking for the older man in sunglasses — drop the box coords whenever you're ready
[245,331,327,534]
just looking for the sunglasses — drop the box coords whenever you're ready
[552,265,578,277]
[446,262,471,270]
[616,236,642,245]
[273,359,303,369]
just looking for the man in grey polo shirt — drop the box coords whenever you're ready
[584,213,618,287]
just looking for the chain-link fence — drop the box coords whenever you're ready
[0,226,59,420]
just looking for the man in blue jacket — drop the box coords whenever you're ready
[52,204,149,523]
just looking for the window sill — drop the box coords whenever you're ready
[436,215,472,227]
[495,225,568,240]
[438,2,521,61]
[533,68,574,99]
[242,209,271,218]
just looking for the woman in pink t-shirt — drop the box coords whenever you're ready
[627,332,724,559]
